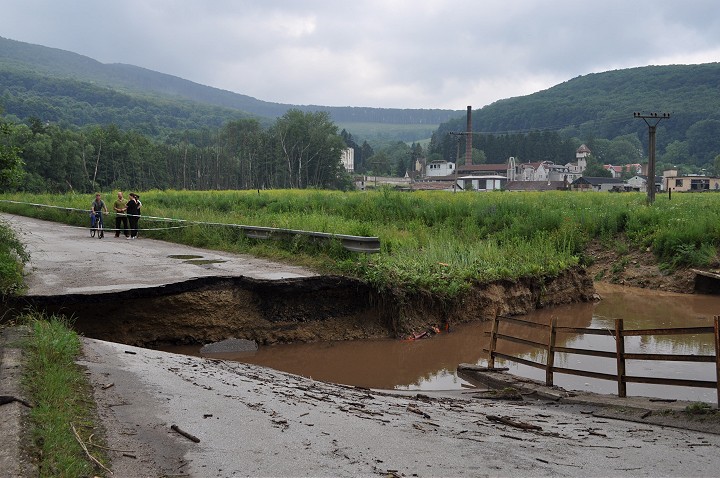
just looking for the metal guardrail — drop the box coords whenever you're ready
[239,225,381,253]
[0,200,382,254]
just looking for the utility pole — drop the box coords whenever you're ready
[448,131,467,192]
[634,112,670,204]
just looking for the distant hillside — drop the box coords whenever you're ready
[0,36,460,137]
[434,63,720,167]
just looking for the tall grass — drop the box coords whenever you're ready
[0,218,29,294]
[21,313,110,477]
[1,189,718,297]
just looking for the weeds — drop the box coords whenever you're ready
[684,402,714,415]
[21,312,109,477]
[0,219,29,295]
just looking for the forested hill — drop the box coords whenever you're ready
[0,36,460,126]
[434,63,720,166]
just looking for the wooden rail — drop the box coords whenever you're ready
[485,315,720,405]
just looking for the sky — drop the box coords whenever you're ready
[1,0,719,110]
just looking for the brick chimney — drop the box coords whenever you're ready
[465,106,472,167]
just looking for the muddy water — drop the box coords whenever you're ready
[163,283,720,402]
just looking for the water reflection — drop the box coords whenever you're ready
[161,283,720,402]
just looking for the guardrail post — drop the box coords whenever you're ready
[715,316,720,408]
[488,316,499,368]
[615,318,626,397]
[546,317,557,386]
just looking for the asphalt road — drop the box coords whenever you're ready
[1,213,317,296]
[81,338,720,477]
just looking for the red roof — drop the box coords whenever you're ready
[458,163,507,173]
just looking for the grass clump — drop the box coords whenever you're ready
[21,313,110,477]
[0,218,29,295]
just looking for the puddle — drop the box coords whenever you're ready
[168,254,204,259]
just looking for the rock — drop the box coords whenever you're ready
[200,338,258,354]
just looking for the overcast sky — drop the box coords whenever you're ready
[2,1,719,110]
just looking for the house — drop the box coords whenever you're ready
[516,160,580,183]
[340,148,354,172]
[565,144,590,176]
[626,175,664,192]
[457,162,512,177]
[426,160,455,177]
[518,162,544,181]
[505,180,569,192]
[603,163,643,178]
[571,177,627,192]
[456,175,507,191]
[667,175,720,192]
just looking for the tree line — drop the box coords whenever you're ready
[0,109,351,193]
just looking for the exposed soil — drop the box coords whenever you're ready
[584,238,697,293]
[14,267,596,347]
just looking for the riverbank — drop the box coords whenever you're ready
[586,237,697,293]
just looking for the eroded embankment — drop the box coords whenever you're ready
[5,267,595,346]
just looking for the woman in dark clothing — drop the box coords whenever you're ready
[126,193,142,239]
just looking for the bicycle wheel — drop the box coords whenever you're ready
[90,226,96,238]
[98,225,104,239]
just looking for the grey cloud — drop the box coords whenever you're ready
[0,0,718,109]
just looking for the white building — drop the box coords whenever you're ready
[457,175,506,191]
[340,148,354,172]
[426,160,455,177]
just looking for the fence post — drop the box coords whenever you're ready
[715,316,720,408]
[615,318,626,397]
[488,316,499,368]
[546,317,557,386]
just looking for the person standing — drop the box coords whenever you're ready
[126,193,142,239]
[113,191,129,238]
[90,193,108,236]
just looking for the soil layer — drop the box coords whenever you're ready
[9,267,596,347]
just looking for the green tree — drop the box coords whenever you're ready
[660,140,690,168]
[0,120,25,190]
[270,110,345,189]
[582,155,613,178]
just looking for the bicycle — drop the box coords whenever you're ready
[90,211,104,239]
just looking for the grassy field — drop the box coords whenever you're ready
[1,189,718,298]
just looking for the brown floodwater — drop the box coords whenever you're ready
[161,283,720,402]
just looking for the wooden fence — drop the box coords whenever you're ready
[485,315,720,405]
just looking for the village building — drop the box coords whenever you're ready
[425,160,455,177]
[340,148,354,172]
[626,175,664,192]
[571,176,627,192]
[456,175,507,191]
[505,180,569,192]
[603,163,643,178]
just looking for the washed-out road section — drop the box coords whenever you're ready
[0,213,317,297]
[3,213,720,476]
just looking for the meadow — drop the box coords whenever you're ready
[1,189,718,298]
